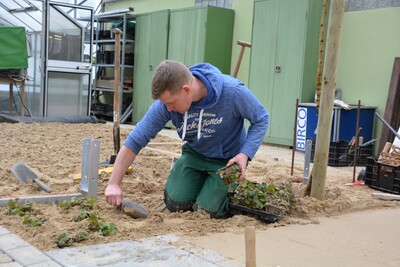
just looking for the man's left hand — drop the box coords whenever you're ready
[226,153,249,181]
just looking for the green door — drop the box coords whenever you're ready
[168,7,206,67]
[250,0,308,146]
[168,6,233,74]
[133,10,169,123]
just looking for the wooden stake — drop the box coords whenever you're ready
[245,226,256,267]
[311,0,345,200]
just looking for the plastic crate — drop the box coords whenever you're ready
[364,157,400,195]
[310,139,374,167]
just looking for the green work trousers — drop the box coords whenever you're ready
[164,143,230,218]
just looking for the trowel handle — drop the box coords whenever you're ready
[34,179,52,193]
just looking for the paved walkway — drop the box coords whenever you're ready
[0,226,239,267]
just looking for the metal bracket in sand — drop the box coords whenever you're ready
[0,138,100,206]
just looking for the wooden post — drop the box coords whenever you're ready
[245,226,256,267]
[113,28,122,155]
[311,0,345,200]
[315,0,328,115]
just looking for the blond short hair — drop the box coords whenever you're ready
[151,60,192,99]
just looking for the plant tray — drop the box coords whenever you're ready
[228,203,281,223]
[227,192,283,224]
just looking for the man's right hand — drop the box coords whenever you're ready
[105,183,123,206]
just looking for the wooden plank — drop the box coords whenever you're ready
[245,226,256,267]
[143,147,180,157]
[72,166,133,180]
[379,58,400,155]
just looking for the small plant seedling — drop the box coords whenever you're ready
[73,210,90,222]
[82,197,96,209]
[87,211,117,236]
[5,199,34,216]
[59,197,82,209]
[73,230,89,242]
[59,197,96,210]
[56,231,72,248]
[23,217,44,227]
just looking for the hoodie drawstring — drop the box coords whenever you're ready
[182,111,188,141]
[181,109,204,141]
[197,109,204,140]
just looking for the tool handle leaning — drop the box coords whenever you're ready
[34,179,52,193]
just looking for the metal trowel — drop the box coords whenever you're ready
[119,198,148,219]
[11,162,52,193]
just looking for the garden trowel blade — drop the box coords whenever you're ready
[121,198,149,219]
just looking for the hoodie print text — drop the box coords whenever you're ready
[177,111,224,139]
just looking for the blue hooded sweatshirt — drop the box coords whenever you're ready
[124,63,269,160]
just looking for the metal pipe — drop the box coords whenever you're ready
[291,98,299,176]
[353,100,361,182]
[375,112,400,140]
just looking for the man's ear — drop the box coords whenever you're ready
[182,84,191,95]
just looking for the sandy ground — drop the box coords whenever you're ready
[0,122,399,260]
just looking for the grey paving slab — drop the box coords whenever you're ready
[6,245,53,266]
[0,234,30,252]
[0,252,12,264]
[0,262,23,267]
[0,227,10,236]
[46,234,241,267]
[0,226,62,267]
[28,261,63,267]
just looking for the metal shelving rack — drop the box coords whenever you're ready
[91,9,135,122]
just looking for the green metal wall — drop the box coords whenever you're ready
[106,0,251,83]
[133,10,169,123]
[337,7,400,146]
[168,6,234,74]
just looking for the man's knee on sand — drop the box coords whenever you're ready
[163,190,229,219]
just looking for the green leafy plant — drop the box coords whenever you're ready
[5,199,34,216]
[56,231,72,248]
[73,230,89,242]
[73,210,90,222]
[59,197,96,210]
[83,197,96,209]
[59,197,83,209]
[231,179,295,214]
[56,230,89,248]
[87,211,117,236]
[23,216,45,227]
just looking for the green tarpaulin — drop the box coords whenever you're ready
[0,26,28,70]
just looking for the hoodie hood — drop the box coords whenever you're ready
[190,63,223,110]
